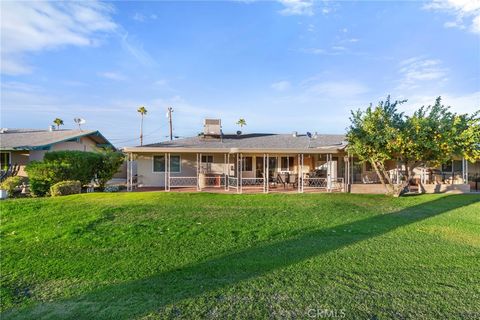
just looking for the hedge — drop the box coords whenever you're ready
[50,180,82,197]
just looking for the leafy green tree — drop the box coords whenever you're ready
[53,118,64,130]
[137,106,148,146]
[391,97,480,182]
[347,96,406,193]
[347,96,480,196]
[96,150,125,189]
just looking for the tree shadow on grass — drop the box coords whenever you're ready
[4,194,480,319]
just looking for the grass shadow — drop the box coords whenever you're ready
[4,194,479,319]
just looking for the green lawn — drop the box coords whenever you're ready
[1,192,479,319]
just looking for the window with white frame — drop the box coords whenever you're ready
[153,155,181,172]
[201,155,213,172]
[281,156,294,171]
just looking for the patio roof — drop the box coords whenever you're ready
[124,133,347,154]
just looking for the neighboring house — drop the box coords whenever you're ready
[123,119,477,194]
[0,128,115,177]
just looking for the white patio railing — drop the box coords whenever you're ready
[303,177,327,189]
[228,176,238,190]
[169,176,198,188]
[241,178,264,186]
[302,177,344,192]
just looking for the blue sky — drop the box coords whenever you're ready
[1,0,479,147]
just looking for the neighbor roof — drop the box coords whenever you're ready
[0,129,115,150]
[124,133,347,153]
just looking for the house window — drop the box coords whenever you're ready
[153,155,181,172]
[242,157,252,171]
[201,155,213,172]
[281,156,294,171]
[201,155,213,163]
[0,152,10,171]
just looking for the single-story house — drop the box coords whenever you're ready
[0,128,116,177]
[123,119,479,194]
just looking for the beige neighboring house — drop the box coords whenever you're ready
[123,119,478,194]
[0,128,116,177]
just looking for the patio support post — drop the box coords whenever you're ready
[462,157,468,184]
[298,154,304,193]
[240,153,243,194]
[236,153,240,193]
[263,154,266,193]
[165,153,170,191]
[266,154,269,193]
[344,155,349,193]
[199,153,203,191]
[196,153,200,191]
[327,153,332,192]
[224,153,228,191]
[164,152,168,191]
[126,153,131,192]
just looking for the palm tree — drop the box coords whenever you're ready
[236,118,247,128]
[137,106,148,146]
[53,118,64,130]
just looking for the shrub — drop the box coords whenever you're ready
[50,180,81,197]
[0,176,27,196]
[25,161,72,196]
[44,151,103,185]
[104,185,120,192]
[25,150,124,196]
[96,151,125,189]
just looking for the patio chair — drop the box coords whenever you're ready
[276,173,287,189]
[289,173,298,188]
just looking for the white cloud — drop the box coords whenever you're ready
[133,12,158,22]
[278,0,314,16]
[1,1,117,75]
[119,32,157,67]
[425,0,480,33]
[397,91,480,115]
[98,72,126,81]
[306,81,369,97]
[154,79,168,86]
[271,80,291,91]
[133,12,145,22]
[397,57,448,91]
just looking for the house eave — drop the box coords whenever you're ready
[123,146,346,154]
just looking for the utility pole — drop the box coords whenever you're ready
[167,107,173,141]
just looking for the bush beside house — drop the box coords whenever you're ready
[0,176,27,198]
[50,180,82,196]
[25,150,124,196]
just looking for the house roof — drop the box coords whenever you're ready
[0,129,115,151]
[124,133,347,154]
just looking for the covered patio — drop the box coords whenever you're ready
[125,151,349,194]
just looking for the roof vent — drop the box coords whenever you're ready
[203,119,221,137]
[292,131,297,137]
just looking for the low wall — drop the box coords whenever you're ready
[350,184,387,194]
[350,183,471,194]
[420,184,470,194]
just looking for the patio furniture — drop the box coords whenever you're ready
[276,173,287,188]
[288,173,298,187]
